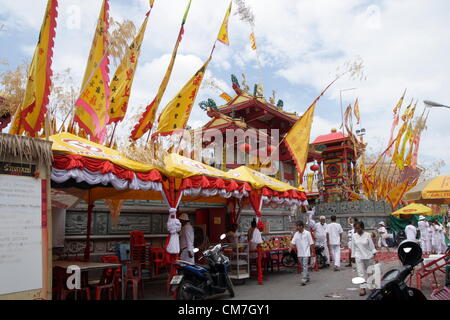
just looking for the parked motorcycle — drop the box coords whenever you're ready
[352,240,427,300]
[171,234,234,300]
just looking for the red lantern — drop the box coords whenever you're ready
[310,163,320,172]
[267,145,277,155]
[238,143,252,153]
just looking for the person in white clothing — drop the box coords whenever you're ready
[327,215,343,271]
[314,216,330,266]
[418,216,430,254]
[346,217,358,267]
[251,222,263,249]
[376,222,390,252]
[427,221,434,253]
[306,206,315,227]
[291,220,314,285]
[179,213,195,263]
[447,220,450,238]
[405,220,417,241]
[431,220,443,254]
[351,221,378,296]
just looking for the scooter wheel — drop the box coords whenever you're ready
[177,279,196,301]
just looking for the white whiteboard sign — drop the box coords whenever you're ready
[0,175,42,295]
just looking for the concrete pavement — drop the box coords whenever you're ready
[141,259,438,300]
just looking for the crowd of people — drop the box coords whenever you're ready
[245,207,448,296]
[178,206,448,298]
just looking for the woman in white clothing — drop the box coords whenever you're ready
[351,221,378,296]
[376,221,390,252]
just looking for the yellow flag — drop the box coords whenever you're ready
[285,102,316,173]
[249,32,257,50]
[131,0,192,140]
[220,92,232,102]
[353,98,360,124]
[156,59,210,134]
[393,90,406,114]
[74,55,110,144]
[9,0,58,136]
[109,13,150,124]
[149,0,155,7]
[80,0,109,91]
[307,173,314,192]
[217,1,232,45]
[391,119,408,162]
[396,123,412,169]
[387,180,409,209]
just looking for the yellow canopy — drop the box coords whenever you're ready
[405,175,450,204]
[50,132,156,172]
[392,203,432,218]
[162,153,230,179]
[226,166,304,192]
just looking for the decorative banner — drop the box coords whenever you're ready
[80,0,109,91]
[108,12,151,124]
[249,32,257,50]
[156,59,211,134]
[9,0,58,136]
[217,1,232,45]
[220,92,232,102]
[74,55,110,144]
[307,173,314,192]
[130,0,192,140]
[284,102,316,174]
[387,180,409,209]
[391,118,408,164]
[353,98,360,124]
[396,123,412,169]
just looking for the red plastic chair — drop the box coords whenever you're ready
[151,247,165,276]
[130,230,146,247]
[99,255,121,299]
[130,230,152,276]
[124,261,145,300]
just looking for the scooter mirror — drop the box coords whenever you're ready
[352,277,366,285]
[220,234,226,240]
[193,248,199,253]
[398,240,422,266]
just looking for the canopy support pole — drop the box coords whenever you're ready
[83,190,94,261]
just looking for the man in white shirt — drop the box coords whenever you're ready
[251,222,263,250]
[314,216,329,266]
[418,216,430,254]
[327,215,343,271]
[291,220,314,285]
[405,220,417,241]
[377,222,390,252]
[179,213,195,263]
[350,221,378,296]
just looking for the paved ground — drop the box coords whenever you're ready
[140,259,439,300]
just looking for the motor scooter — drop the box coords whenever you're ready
[170,234,234,300]
[352,240,427,300]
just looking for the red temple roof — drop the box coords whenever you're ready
[312,131,347,145]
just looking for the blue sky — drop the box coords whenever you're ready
[1,0,449,172]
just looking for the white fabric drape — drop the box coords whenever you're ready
[182,187,248,199]
[166,208,182,254]
[261,195,303,210]
[52,168,162,192]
